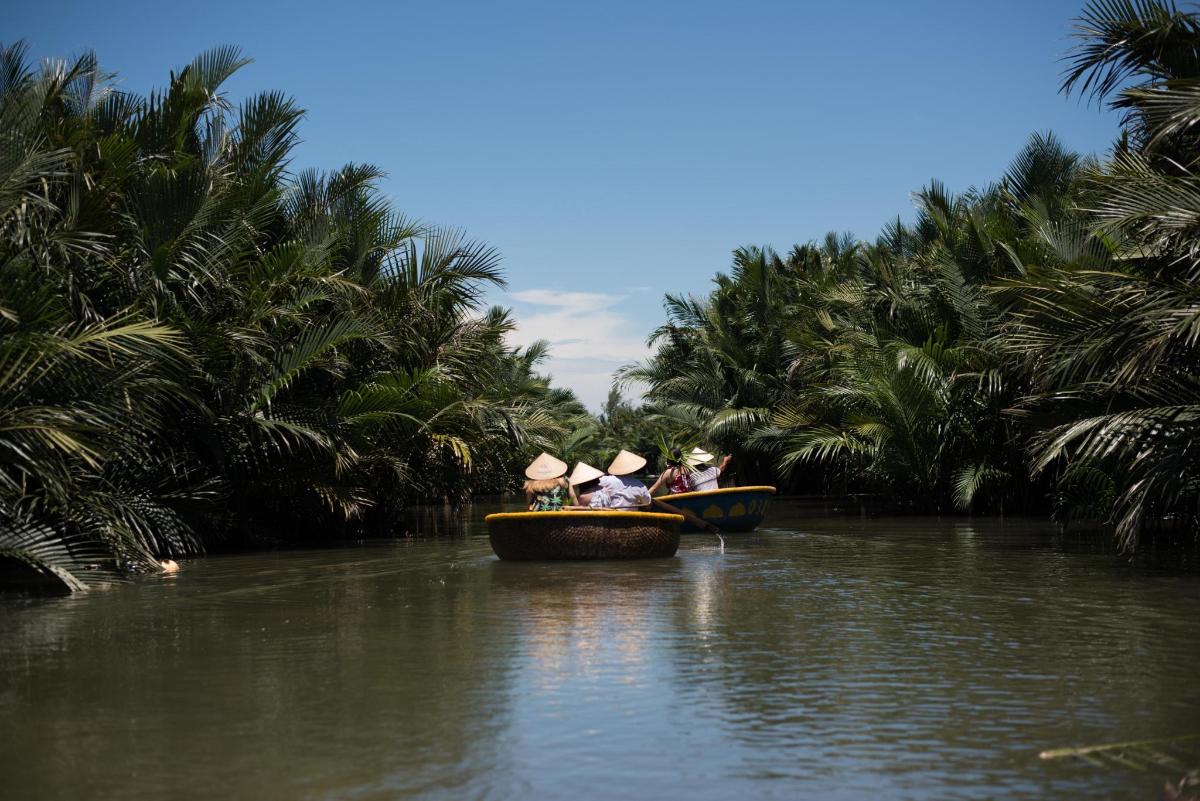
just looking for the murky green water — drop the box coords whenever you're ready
[2,501,1199,800]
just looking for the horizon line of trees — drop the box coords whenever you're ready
[623,0,1200,550]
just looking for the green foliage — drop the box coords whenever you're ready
[0,43,581,589]
[539,387,687,475]
[629,0,1200,546]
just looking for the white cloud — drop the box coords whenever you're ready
[509,289,614,313]
[505,288,650,411]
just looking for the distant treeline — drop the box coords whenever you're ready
[624,1,1200,548]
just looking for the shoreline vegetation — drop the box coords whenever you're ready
[3,0,1200,590]
[623,1,1200,552]
[0,41,601,588]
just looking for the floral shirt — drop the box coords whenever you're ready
[532,484,566,511]
[668,468,693,494]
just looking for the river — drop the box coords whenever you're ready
[2,500,1198,800]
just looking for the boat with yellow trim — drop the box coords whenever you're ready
[485,510,683,560]
[658,486,776,533]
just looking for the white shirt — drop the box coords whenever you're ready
[590,475,651,509]
[691,466,721,492]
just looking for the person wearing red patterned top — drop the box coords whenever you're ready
[648,449,693,495]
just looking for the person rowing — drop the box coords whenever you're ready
[647,448,695,495]
[684,447,732,492]
[648,446,733,495]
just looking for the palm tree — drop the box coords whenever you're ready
[630,0,1200,540]
[0,41,579,589]
[995,0,1200,545]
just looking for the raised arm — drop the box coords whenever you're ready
[717,454,733,474]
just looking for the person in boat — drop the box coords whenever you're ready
[570,449,721,533]
[647,448,695,495]
[686,447,732,492]
[589,450,653,509]
[567,461,605,507]
[568,450,654,510]
[644,448,722,532]
[524,452,570,511]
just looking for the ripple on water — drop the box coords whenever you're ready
[0,508,1198,800]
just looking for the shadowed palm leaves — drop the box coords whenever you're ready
[0,42,574,588]
[995,0,1200,545]
[0,277,194,582]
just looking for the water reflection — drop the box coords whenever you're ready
[0,506,1197,801]
[658,512,1200,799]
[0,545,526,800]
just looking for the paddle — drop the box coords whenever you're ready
[650,498,724,552]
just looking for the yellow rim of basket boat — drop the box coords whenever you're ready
[485,511,684,523]
[662,485,777,503]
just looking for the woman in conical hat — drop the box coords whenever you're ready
[568,461,604,486]
[686,447,733,492]
[526,452,568,480]
[574,450,651,510]
[524,453,569,511]
[607,449,647,476]
[566,461,605,507]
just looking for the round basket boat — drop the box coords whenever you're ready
[659,486,777,533]
[485,510,683,561]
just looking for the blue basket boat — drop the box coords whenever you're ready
[657,486,776,533]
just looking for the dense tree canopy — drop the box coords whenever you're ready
[625,0,1200,549]
[0,43,594,587]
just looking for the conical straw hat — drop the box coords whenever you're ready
[686,447,715,466]
[568,462,605,486]
[607,449,647,476]
[525,452,568,480]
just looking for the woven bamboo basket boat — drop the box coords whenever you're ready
[485,510,683,561]
[660,486,776,533]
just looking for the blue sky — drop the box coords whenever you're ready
[11,0,1120,409]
